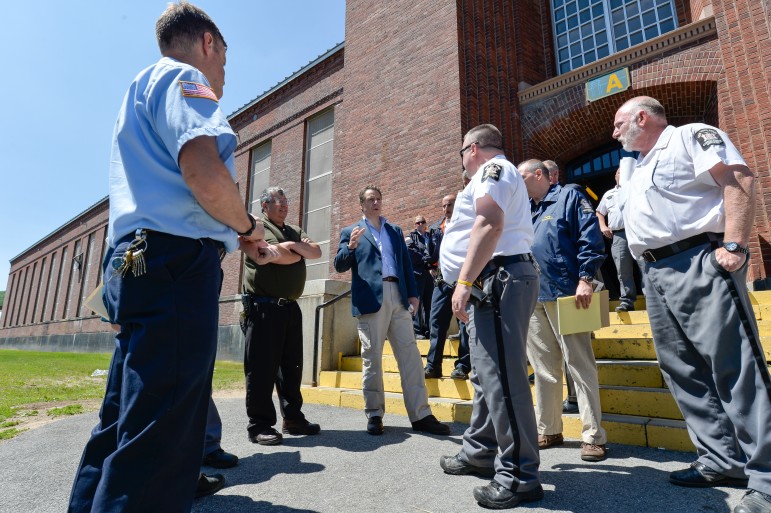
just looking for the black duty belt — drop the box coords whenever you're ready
[642,232,723,263]
[249,295,296,306]
[477,253,533,283]
[383,276,399,282]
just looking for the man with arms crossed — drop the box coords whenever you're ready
[68,3,274,511]
[613,96,771,513]
[334,186,450,436]
[438,125,542,509]
[242,187,321,446]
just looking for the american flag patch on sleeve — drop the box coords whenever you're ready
[178,80,218,102]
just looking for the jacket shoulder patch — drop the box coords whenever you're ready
[580,198,594,213]
[694,128,724,150]
[482,163,502,182]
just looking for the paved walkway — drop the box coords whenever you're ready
[0,396,744,513]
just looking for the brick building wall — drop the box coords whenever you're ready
[331,0,463,281]
[3,0,771,346]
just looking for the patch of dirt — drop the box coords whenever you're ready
[1,389,246,440]
[3,399,103,436]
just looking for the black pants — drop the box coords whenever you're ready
[244,301,306,434]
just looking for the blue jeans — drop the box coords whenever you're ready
[68,232,222,513]
[425,280,470,373]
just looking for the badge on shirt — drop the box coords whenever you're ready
[694,128,724,150]
[482,163,502,182]
[580,198,593,213]
[179,80,218,102]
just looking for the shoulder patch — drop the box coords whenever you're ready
[694,128,724,150]
[482,163,502,182]
[580,198,594,213]
[178,80,218,102]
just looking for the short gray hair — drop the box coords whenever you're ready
[260,186,285,212]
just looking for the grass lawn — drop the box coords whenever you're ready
[0,349,244,440]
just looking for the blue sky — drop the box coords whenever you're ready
[0,1,346,292]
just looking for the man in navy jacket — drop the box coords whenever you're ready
[334,185,449,436]
[518,159,608,462]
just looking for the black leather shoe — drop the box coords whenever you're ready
[670,461,748,488]
[367,416,384,435]
[473,481,544,509]
[735,490,771,513]
[412,414,450,435]
[282,418,320,435]
[562,399,579,414]
[440,454,495,478]
[425,368,442,379]
[248,427,283,446]
[195,473,225,498]
[202,448,239,469]
[450,367,469,380]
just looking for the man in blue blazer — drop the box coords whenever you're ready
[334,185,450,436]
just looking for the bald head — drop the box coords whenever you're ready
[613,96,669,156]
[517,159,551,203]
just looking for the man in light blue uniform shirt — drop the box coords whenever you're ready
[68,4,274,512]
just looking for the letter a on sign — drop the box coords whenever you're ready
[586,67,630,102]
[606,73,623,93]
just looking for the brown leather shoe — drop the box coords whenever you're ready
[538,433,564,449]
[580,442,607,461]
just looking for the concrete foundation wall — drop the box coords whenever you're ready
[0,279,359,386]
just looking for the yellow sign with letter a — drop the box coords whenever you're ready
[586,68,630,102]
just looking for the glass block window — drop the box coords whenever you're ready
[566,145,637,180]
[304,108,335,281]
[553,0,677,73]
[249,141,272,214]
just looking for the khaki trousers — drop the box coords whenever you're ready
[526,301,607,444]
[357,281,432,422]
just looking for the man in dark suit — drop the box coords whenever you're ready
[334,185,450,437]
[407,215,433,338]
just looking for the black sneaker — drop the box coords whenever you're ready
[195,473,225,499]
[440,454,495,478]
[282,418,320,435]
[248,427,283,446]
[450,367,469,380]
[473,481,544,509]
[202,448,238,469]
[367,415,384,435]
[412,414,450,435]
[562,399,579,414]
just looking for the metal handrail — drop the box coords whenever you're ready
[312,288,352,386]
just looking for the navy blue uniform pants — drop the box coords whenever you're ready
[412,273,434,336]
[425,280,470,373]
[68,232,222,513]
[244,301,306,434]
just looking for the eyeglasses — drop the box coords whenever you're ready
[415,220,426,225]
[270,198,289,206]
[459,141,479,158]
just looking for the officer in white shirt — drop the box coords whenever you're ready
[438,124,542,510]
[596,168,638,312]
[613,96,771,513]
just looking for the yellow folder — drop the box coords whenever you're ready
[556,290,610,336]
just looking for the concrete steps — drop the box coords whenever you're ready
[305,290,771,452]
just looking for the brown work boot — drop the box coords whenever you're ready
[580,442,607,462]
[538,433,564,449]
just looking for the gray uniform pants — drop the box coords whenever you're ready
[459,260,541,493]
[645,244,771,495]
[612,230,637,306]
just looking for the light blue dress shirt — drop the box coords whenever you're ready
[364,216,398,279]
[107,57,238,252]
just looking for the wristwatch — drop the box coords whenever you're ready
[237,215,257,237]
[579,275,593,284]
[723,242,749,254]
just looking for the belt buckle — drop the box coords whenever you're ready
[642,250,656,262]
